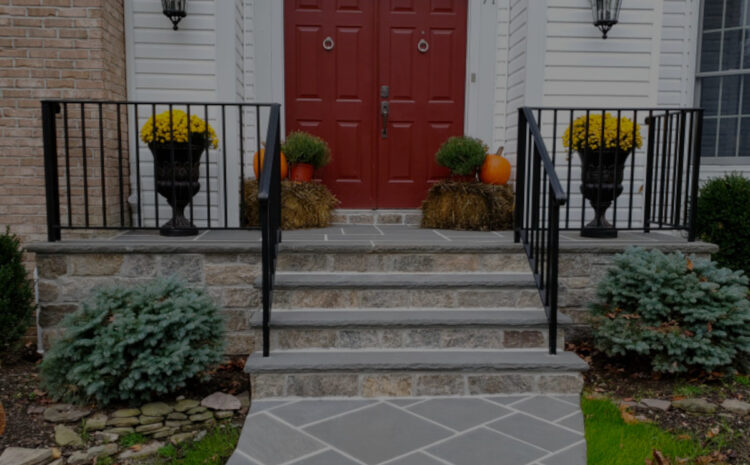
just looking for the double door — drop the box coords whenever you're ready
[284,0,468,208]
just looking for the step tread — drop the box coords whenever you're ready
[264,272,536,289]
[245,349,588,373]
[252,309,572,328]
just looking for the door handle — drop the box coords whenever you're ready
[380,101,389,139]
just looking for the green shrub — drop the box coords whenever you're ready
[40,277,224,406]
[589,247,750,374]
[282,131,331,169]
[696,174,750,275]
[435,136,487,176]
[0,228,34,353]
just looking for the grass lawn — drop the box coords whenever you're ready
[582,396,714,465]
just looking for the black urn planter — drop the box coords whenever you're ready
[577,148,631,238]
[148,141,205,236]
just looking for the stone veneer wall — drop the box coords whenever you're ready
[34,250,261,355]
[30,240,718,355]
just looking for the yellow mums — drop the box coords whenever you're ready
[563,113,642,153]
[140,109,219,149]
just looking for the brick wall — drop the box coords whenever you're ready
[0,0,128,244]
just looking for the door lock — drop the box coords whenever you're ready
[380,101,389,139]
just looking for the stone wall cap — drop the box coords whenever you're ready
[26,241,262,254]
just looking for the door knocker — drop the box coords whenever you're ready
[322,36,335,51]
[417,38,429,53]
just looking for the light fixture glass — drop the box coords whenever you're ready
[162,0,187,30]
[590,0,622,39]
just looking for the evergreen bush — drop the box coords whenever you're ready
[590,247,750,374]
[435,136,487,176]
[282,131,331,169]
[696,174,750,275]
[0,228,34,353]
[40,277,225,406]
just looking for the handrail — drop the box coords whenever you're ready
[522,107,567,205]
[258,104,282,357]
[515,107,566,355]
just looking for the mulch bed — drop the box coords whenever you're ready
[573,341,750,464]
[0,345,249,452]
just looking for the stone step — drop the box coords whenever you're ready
[246,349,587,397]
[276,249,530,273]
[267,272,536,289]
[266,273,540,309]
[253,309,568,350]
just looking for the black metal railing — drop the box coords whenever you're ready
[258,105,282,357]
[514,108,567,355]
[41,100,279,240]
[516,107,703,237]
[514,106,703,354]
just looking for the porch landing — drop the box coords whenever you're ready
[227,395,585,465]
[81,224,703,250]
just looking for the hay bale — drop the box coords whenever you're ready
[243,179,339,230]
[421,180,514,231]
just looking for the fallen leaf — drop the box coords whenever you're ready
[619,405,639,425]
[705,426,720,439]
[687,258,694,271]
[130,444,142,452]
[51,448,61,459]
[623,397,634,402]
[676,434,691,441]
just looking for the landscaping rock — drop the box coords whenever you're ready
[118,441,164,460]
[673,398,717,414]
[189,411,214,422]
[721,399,750,416]
[139,415,163,425]
[48,460,64,465]
[111,408,140,418]
[104,427,134,435]
[135,422,164,433]
[55,424,83,447]
[43,404,91,423]
[68,444,118,465]
[174,399,199,412]
[85,413,108,430]
[166,420,190,428]
[641,398,671,411]
[170,432,196,445]
[141,402,173,416]
[167,412,188,420]
[215,410,234,419]
[93,431,119,443]
[186,406,207,415]
[237,391,250,409]
[201,392,241,411]
[26,405,45,415]
[152,428,177,439]
[194,430,207,442]
[0,448,53,465]
[107,416,140,427]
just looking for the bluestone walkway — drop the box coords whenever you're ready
[227,395,586,465]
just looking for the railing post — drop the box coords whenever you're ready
[41,101,62,242]
[514,107,527,243]
[548,193,560,355]
[643,112,656,233]
[688,110,703,242]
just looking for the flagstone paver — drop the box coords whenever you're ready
[230,395,586,465]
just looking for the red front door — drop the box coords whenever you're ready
[284,0,467,208]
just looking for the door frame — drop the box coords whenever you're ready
[255,0,499,180]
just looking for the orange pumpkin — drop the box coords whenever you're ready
[253,149,288,179]
[480,148,511,185]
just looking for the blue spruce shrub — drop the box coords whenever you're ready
[0,228,34,353]
[589,247,750,374]
[40,277,225,405]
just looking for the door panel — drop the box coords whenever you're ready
[284,0,377,207]
[377,0,467,207]
[284,0,467,208]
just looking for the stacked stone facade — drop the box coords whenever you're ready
[0,0,128,243]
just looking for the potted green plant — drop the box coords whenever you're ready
[435,136,487,182]
[282,131,331,182]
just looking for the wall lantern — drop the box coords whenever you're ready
[590,0,622,39]
[162,0,187,30]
